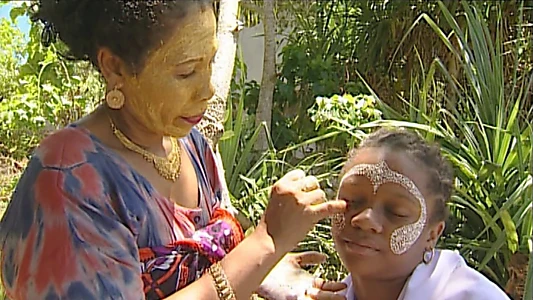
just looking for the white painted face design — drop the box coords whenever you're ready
[333,160,427,255]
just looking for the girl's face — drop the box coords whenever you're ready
[333,147,444,281]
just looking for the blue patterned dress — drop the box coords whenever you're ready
[0,125,243,299]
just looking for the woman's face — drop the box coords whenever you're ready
[120,6,217,138]
[333,147,443,281]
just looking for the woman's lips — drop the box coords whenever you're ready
[181,113,205,125]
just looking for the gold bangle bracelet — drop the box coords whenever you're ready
[208,262,237,300]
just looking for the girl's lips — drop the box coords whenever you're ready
[342,239,380,256]
[181,114,204,125]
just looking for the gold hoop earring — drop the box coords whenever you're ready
[422,248,435,264]
[106,84,125,110]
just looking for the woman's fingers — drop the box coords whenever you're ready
[296,177,346,220]
[305,287,346,300]
[305,279,347,300]
[313,278,347,291]
[282,169,307,182]
[272,170,312,196]
[307,199,347,219]
[300,188,327,205]
[299,175,320,192]
[280,170,320,194]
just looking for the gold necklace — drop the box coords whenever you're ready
[109,118,181,182]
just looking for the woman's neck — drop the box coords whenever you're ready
[101,105,168,156]
[351,275,408,300]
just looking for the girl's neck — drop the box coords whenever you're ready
[350,274,409,300]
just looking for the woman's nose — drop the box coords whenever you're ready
[350,208,383,234]
[197,79,215,103]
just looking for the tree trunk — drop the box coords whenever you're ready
[197,0,242,219]
[198,0,241,148]
[254,0,276,152]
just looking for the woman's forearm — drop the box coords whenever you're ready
[165,222,285,300]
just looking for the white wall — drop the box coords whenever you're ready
[237,21,290,82]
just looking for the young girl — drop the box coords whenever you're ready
[308,128,510,300]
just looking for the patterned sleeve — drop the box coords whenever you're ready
[0,131,143,300]
[140,209,244,299]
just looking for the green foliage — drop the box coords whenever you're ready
[269,1,365,148]
[309,94,382,151]
[220,51,269,200]
[0,3,103,159]
[268,0,533,151]
[404,4,533,290]
[0,19,24,99]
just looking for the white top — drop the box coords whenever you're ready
[339,249,510,300]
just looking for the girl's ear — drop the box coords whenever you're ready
[427,221,445,247]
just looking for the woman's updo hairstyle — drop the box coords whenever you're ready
[33,0,213,73]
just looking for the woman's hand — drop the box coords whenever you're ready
[260,169,346,252]
[304,278,347,300]
[255,251,347,300]
[256,251,327,300]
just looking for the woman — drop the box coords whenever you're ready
[310,128,510,300]
[0,1,346,299]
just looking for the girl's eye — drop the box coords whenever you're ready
[386,207,409,219]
